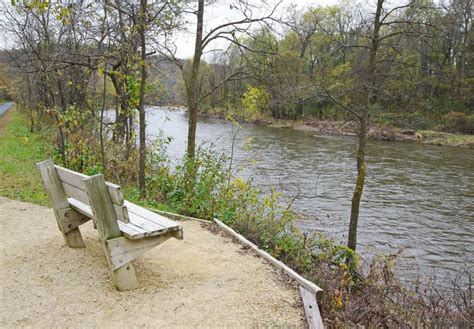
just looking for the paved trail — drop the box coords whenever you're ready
[0,102,14,117]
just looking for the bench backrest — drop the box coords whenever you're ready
[55,165,124,206]
[37,160,129,223]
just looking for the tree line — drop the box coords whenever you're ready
[190,0,472,128]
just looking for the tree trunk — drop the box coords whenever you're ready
[138,0,148,197]
[110,71,129,143]
[347,113,367,251]
[100,67,107,174]
[186,0,204,159]
[347,0,383,251]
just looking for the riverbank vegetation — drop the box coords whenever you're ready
[0,0,472,326]
[216,115,474,147]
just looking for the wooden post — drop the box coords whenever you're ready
[36,160,85,248]
[83,174,138,291]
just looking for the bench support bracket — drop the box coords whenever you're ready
[105,230,182,271]
[55,207,91,234]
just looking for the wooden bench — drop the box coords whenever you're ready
[36,159,183,291]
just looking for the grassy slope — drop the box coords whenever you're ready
[0,107,176,212]
[0,107,50,205]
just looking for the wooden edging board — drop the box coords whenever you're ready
[152,209,210,224]
[151,208,324,328]
[300,286,325,329]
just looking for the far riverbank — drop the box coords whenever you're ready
[197,110,474,148]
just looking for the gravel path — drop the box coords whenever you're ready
[0,102,14,117]
[0,197,305,328]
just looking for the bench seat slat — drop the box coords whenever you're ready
[125,201,181,229]
[121,222,174,240]
[67,198,179,240]
[128,212,168,233]
[117,223,147,239]
[68,197,93,217]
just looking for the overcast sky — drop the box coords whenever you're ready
[0,0,341,54]
[174,0,340,58]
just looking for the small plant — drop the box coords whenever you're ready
[145,136,174,202]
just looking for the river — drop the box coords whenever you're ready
[145,106,474,286]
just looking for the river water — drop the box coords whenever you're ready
[146,106,473,285]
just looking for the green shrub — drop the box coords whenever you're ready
[441,111,474,134]
[165,144,227,219]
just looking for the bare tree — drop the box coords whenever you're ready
[159,0,281,158]
[137,0,148,196]
[321,0,433,252]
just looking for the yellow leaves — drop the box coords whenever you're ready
[262,188,282,208]
[97,67,106,75]
[231,177,248,191]
[333,289,344,309]
[329,62,352,81]
[21,136,29,145]
[24,1,50,13]
[245,157,258,166]
[225,114,238,125]
[54,5,72,24]
[339,262,348,272]
[58,7,70,18]
[241,85,270,121]
[272,244,282,258]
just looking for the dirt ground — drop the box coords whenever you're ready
[0,197,305,328]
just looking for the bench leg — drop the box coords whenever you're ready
[112,263,138,291]
[99,240,138,291]
[63,228,86,248]
[54,208,87,248]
